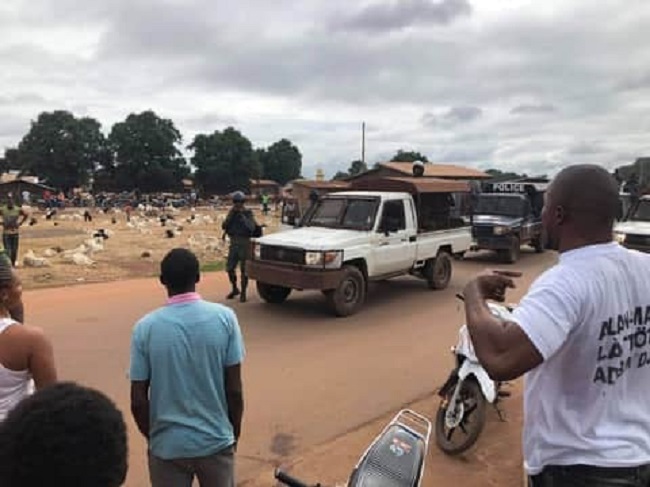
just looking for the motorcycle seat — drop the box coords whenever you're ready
[348,424,426,487]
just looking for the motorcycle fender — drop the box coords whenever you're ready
[457,361,496,403]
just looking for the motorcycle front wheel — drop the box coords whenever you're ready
[435,377,487,455]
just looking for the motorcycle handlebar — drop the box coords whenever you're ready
[274,469,317,487]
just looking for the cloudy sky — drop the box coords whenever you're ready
[2,0,650,178]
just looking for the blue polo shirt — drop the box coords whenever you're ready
[129,293,245,459]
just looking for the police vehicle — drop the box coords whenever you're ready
[615,195,650,253]
[470,181,546,263]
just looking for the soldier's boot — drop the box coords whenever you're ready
[240,275,249,303]
[226,271,240,300]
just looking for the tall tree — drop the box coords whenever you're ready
[261,139,302,185]
[332,171,349,181]
[190,127,256,194]
[348,159,367,176]
[485,168,527,181]
[390,150,429,163]
[107,111,187,192]
[13,110,107,190]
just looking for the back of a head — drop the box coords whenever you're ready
[0,382,127,487]
[160,247,200,293]
[551,164,619,232]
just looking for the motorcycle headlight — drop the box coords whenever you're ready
[614,232,626,244]
[493,226,509,235]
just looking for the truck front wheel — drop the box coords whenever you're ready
[325,265,367,317]
[532,233,545,253]
[256,282,292,304]
[426,252,452,290]
[499,236,520,264]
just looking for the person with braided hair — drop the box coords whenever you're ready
[0,257,57,421]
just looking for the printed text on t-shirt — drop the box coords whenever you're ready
[594,305,650,385]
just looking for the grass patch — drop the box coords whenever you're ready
[201,260,226,273]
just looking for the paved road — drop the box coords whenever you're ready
[23,249,557,486]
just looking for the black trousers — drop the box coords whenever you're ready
[529,464,650,486]
[3,233,19,266]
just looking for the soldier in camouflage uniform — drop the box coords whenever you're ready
[222,191,257,302]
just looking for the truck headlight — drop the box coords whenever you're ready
[614,232,626,244]
[493,226,509,235]
[305,250,343,269]
[252,242,261,260]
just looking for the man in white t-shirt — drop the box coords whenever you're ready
[462,164,650,486]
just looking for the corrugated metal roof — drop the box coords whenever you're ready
[350,177,470,194]
[380,162,490,179]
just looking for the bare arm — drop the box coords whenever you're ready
[27,327,58,389]
[224,364,244,442]
[464,280,543,381]
[130,381,150,439]
[18,209,28,226]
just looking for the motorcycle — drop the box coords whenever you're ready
[275,409,432,487]
[434,294,514,455]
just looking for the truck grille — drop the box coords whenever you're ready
[472,225,493,238]
[626,234,650,246]
[260,245,305,265]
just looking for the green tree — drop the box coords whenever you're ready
[485,168,527,181]
[390,150,429,163]
[14,110,107,190]
[107,111,188,192]
[1,148,20,173]
[332,170,349,181]
[261,139,302,185]
[348,159,367,176]
[190,127,256,194]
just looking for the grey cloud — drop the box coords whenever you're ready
[565,141,607,156]
[0,115,30,140]
[330,0,472,33]
[617,72,650,92]
[510,104,556,115]
[422,106,482,127]
[2,0,650,180]
[0,94,46,106]
[184,114,239,130]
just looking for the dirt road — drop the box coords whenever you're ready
[23,249,556,486]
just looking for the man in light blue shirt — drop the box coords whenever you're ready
[130,248,245,487]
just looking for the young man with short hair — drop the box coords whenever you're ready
[130,248,245,487]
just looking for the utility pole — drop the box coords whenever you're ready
[361,121,366,165]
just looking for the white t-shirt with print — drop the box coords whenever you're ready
[512,242,650,476]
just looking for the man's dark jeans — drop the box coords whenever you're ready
[529,464,650,486]
[3,233,19,267]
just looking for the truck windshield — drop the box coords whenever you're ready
[475,195,526,217]
[306,198,378,230]
[629,199,650,222]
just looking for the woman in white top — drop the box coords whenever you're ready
[0,263,57,420]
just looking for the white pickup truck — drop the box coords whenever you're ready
[247,177,473,317]
[615,195,650,253]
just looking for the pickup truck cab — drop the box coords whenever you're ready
[470,182,546,263]
[248,177,472,317]
[615,195,650,252]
